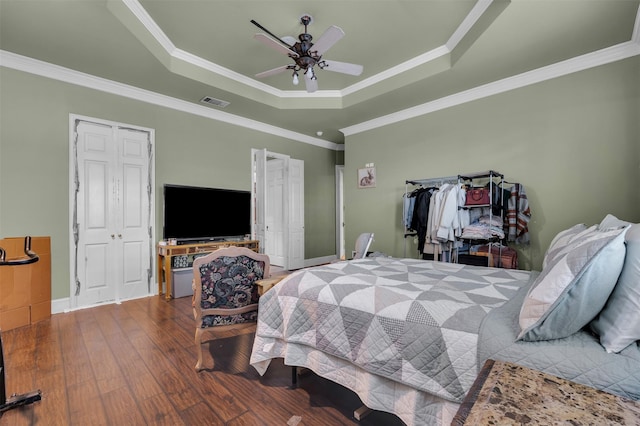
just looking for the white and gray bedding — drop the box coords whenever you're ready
[250,255,640,425]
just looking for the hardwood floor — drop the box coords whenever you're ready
[0,295,404,425]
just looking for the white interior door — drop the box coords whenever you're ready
[75,122,118,306]
[72,118,153,308]
[288,159,304,270]
[251,149,304,270]
[266,158,286,267]
[252,149,266,251]
[118,129,152,300]
[335,165,345,260]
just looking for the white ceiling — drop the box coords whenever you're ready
[1,0,639,146]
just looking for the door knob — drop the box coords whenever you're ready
[118,234,122,239]
[111,234,115,239]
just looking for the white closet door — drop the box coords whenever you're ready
[73,120,152,308]
[75,122,118,306]
[117,129,152,300]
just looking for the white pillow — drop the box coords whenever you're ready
[598,213,632,231]
[518,225,628,341]
[542,223,587,270]
[591,223,640,353]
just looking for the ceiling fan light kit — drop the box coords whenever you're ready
[251,14,363,93]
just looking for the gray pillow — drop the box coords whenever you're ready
[518,225,628,341]
[591,223,640,353]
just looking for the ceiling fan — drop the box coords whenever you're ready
[251,14,363,93]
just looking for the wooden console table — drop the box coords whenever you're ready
[157,240,259,300]
[452,359,640,425]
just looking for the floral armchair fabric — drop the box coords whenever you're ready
[192,246,270,371]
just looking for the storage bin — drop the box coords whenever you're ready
[171,268,194,298]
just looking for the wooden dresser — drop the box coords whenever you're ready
[0,236,51,331]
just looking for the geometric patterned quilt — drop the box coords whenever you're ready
[250,257,533,402]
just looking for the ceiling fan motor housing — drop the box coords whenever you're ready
[291,24,319,69]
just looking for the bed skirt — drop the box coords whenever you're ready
[251,336,460,426]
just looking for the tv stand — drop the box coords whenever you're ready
[157,240,260,300]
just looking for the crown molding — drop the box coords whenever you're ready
[0,50,340,151]
[341,37,640,137]
[446,0,493,51]
[2,4,637,148]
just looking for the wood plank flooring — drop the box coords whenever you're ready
[0,295,404,425]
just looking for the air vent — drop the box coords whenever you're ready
[200,96,230,108]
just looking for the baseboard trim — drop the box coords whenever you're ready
[52,293,157,315]
[303,255,338,268]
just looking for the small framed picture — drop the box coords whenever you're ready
[358,167,376,188]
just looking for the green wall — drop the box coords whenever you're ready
[2,54,639,300]
[0,67,337,300]
[344,56,640,271]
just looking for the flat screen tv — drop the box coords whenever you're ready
[163,184,251,243]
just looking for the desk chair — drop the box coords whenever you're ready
[353,233,374,259]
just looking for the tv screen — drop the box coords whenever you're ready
[163,184,251,242]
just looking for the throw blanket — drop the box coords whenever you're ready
[251,257,532,402]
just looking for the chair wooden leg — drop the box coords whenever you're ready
[195,328,204,371]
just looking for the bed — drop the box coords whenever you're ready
[250,218,640,425]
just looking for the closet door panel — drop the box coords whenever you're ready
[76,122,118,306]
[116,128,151,299]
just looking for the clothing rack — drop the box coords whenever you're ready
[457,170,504,181]
[403,171,509,262]
[405,175,459,188]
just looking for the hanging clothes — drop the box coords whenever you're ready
[434,183,464,242]
[411,188,433,253]
[403,192,416,229]
[507,183,531,244]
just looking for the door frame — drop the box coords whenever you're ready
[68,114,156,310]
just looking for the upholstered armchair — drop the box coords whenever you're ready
[192,246,270,371]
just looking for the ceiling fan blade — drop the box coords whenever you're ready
[250,19,294,48]
[311,25,345,56]
[255,65,290,78]
[321,60,363,76]
[254,33,299,57]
